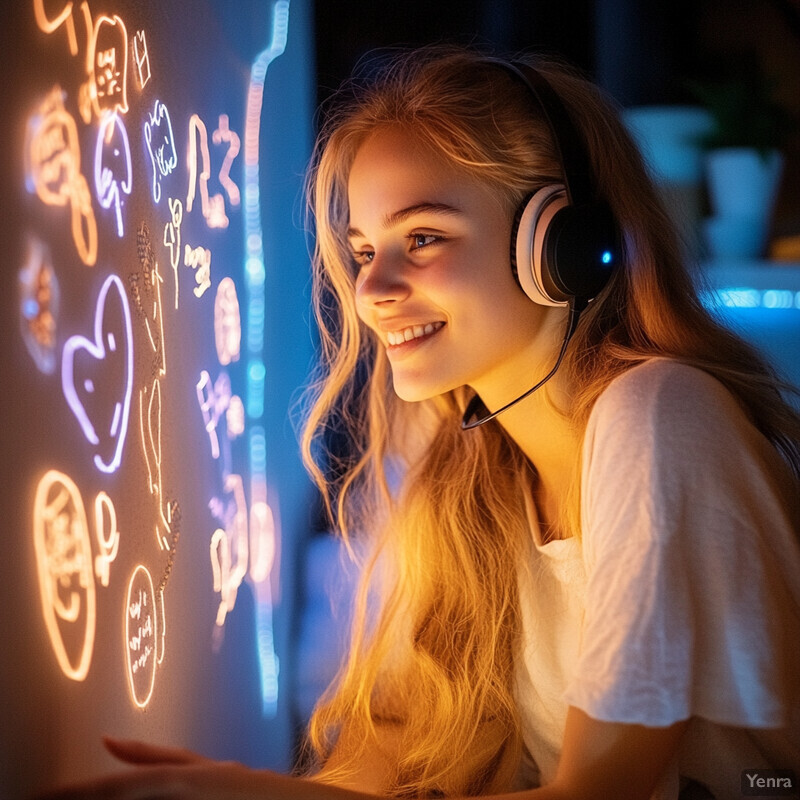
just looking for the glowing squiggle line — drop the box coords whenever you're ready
[33,470,95,681]
[94,112,132,237]
[139,379,170,550]
[183,243,212,298]
[33,0,79,55]
[187,114,229,229]
[61,273,134,473]
[213,114,241,206]
[93,491,119,587]
[209,475,249,627]
[243,0,290,716]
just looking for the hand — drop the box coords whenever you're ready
[34,737,282,800]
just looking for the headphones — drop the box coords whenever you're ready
[461,60,623,429]
[500,60,622,307]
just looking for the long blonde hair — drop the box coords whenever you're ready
[300,46,800,796]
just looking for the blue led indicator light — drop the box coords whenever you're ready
[601,250,613,265]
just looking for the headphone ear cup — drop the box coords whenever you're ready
[543,202,620,301]
[512,185,569,307]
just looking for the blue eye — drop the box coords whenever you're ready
[409,234,440,250]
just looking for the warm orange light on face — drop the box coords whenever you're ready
[125,564,157,708]
[33,469,96,681]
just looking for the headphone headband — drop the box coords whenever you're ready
[499,61,594,208]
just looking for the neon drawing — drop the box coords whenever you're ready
[62,273,134,473]
[227,394,245,440]
[25,86,98,265]
[33,0,79,55]
[139,379,173,550]
[144,100,177,204]
[156,588,166,664]
[94,112,132,237]
[78,10,129,123]
[163,198,183,308]
[214,277,241,366]
[196,370,232,461]
[243,2,290,713]
[183,243,212,298]
[132,30,151,89]
[19,236,60,375]
[130,223,167,373]
[33,470,96,681]
[93,491,119,587]
[249,499,276,584]
[187,114,229,229]
[212,114,241,207]
[125,564,157,708]
[209,474,250,627]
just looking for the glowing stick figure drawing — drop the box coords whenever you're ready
[61,274,134,474]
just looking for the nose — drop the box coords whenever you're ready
[355,250,411,308]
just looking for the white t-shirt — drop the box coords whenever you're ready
[514,359,800,800]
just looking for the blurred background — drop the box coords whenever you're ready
[2,1,799,798]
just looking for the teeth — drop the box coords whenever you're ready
[387,322,443,346]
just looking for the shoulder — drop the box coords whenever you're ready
[589,358,743,429]
[580,358,796,545]
[583,358,765,466]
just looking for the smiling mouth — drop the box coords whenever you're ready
[386,321,445,346]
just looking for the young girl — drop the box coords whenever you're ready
[42,46,800,800]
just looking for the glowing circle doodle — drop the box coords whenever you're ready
[33,470,96,682]
[125,564,158,709]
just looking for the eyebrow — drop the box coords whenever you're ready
[347,202,463,239]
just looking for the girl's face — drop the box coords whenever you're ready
[348,126,564,408]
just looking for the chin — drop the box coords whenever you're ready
[392,379,446,404]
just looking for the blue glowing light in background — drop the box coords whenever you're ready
[244,0,291,718]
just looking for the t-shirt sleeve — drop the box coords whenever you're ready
[564,360,800,728]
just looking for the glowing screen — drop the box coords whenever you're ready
[3,1,314,793]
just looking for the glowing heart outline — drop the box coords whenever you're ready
[62,273,134,474]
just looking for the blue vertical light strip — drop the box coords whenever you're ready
[243,0,290,717]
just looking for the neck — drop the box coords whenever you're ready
[493,371,580,536]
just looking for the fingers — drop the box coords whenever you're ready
[102,737,210,766]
